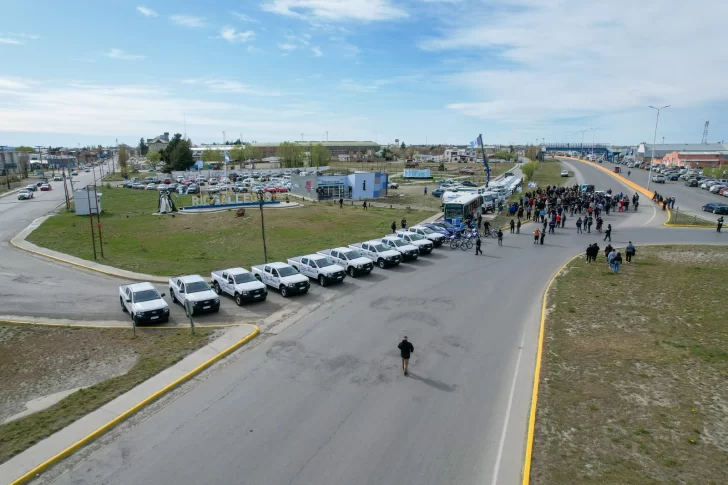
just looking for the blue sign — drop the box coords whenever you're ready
[404,169,431,179]
[318,176,346,186]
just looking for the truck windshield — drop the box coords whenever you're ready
[314,258,335,267]
[371,244,387,251]
[278,267,299,277]
[389,239,407,247]
[234,273,256,284]
[186,281,211,293]
[133,289,160,302]
[407,233,425,241]
[343,251,361,259]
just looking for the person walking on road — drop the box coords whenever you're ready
[363,201,368,210]
[604,224,612,242]
[627,170,631,177]
[718,216,724,233]
[497,229,504,246]
[475,236,482,255]
[516,219,521,234]
[424,186,427,195]
[625,241,636,262]
[587,215,593,233]
[509,219,515,233]
[398,336,414,376]
[533,228,540,244]
[576,217,583,233]
[539,230,546,245]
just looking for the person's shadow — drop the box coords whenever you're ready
[407,372,458,392]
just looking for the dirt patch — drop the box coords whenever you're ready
[531,246,728,485]
[0,324,213,464]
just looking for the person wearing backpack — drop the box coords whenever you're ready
[625,241,636,262]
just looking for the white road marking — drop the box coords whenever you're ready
[490,338,525,485]
[643,202,657,226]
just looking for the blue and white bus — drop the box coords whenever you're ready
[443,193,483,225]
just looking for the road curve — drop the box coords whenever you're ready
[23,160,724,485]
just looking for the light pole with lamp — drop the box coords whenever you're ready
[646,105,669,193]
[257,191,269,263]
[590,128,597,160]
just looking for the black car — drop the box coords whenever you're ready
[685,179,699,187]
[702,203,728,214]
[122,181,133,188]
[460,181,477,187]
[666,173,679,181]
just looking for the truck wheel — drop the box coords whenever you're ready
[378,259,386,269]
[120,297,127,313]
[348,267,356,277]
[319,275,327,287]
[280,285,288,297]
[235,293,243,306]
[213,282,222,295]
[171,289,178,304]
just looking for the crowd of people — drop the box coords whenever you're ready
[469,184,643,271]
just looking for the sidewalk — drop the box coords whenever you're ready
[11,215,170,283]
[0,324,259,485]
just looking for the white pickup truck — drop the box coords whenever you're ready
[119,282,170,325]
[210,267,268,305]
[287,255,346,286]
[380,236,420,261]
[317,248,374,277]
[168,275,220,316]
[250,262,310,297]
[349,241,402,269]
[404,226,446,247]
[394,230,434,254]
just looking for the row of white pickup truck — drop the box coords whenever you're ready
[118,225,447,323]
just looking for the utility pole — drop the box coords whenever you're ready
[258,192,269,263]
[646,105,669,193]
[0,146,9,189]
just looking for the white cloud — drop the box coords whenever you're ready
[136,6,158,17]
[170,15,206,28]
[104,48,146,61]
[232,12,258,22]
[0,78,30,90]
[278,43,298,52]
[8,32,40,39]
[181,78,283,96]
[419,0,728,123]
[261,0,408,21]
[338,79,377,93]
[0,38,24,45]
[219,27,256,43]
[312,47,323,57]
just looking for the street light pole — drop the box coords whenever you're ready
[646,105,670,193]
[258,192,269,263]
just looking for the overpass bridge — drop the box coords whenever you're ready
[542,143,618,161]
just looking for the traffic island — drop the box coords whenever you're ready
[528,245,728,485]
[666,208,715,228]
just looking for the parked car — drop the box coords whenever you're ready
[71,171,78,176]
[702,203,728,214]
[380,236,420,261]
[651,174,666,183]
[145,183,156,190]
[17,189,33,200]
[287,255,346,287]
[431,188,445,197]
[53,175,63,181]
[388,182,399,189]
[210,268,267,305]
[168,275,220,316]
[458,168,475,175]
[186,184,200,194]
[685,179,699,187]
[119,282,169,324]
[394,231,434,254]
[666,173,680,181]
[316,248,373,277]
[250,262,310,297]
[404,225,446,246]
[709,184,727,194]
[460,181,477,187]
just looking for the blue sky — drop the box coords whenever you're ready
[1,0,727,147]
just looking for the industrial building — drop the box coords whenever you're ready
[289,172,389,201]
[636,143,728,162]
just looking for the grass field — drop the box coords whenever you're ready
[0,324,213,464]
[526,159,568,188]
[667,208,715,227]
[28,187,434,275]
[531,245,728,485]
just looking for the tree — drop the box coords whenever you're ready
[524,145,540,161]
[118,145,130,174]
[139,138,148,156]
[15,146,35,178]
[309,144,332,167]
[400,141,406,150]
[202,149,224,164]
[279,142,305,168]
[521,161,540,181]
[169,139,194,171]
[147,150,162,165]
[229,146,246,163]
[245,145,262,162]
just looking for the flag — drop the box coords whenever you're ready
[476,134,483,147]
[224,153,230,164]
[470,141,476,148]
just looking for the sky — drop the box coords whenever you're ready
[1,0,727,148]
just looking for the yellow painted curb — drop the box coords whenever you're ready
[663,208,716,229]
[521,253,581,485]
[9,324,260,485]
[9,238,166,283]
[0,319,248,329]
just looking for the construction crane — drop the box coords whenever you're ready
[702,121,709,144]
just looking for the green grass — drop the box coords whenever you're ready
[526,159,567,188]
[27,186,434,275]
[667,208,714,227]
[531,246,728,485]
[0,325,213,464]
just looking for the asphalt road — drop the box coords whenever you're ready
[36,160,726,485]
[582,159,727,220]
